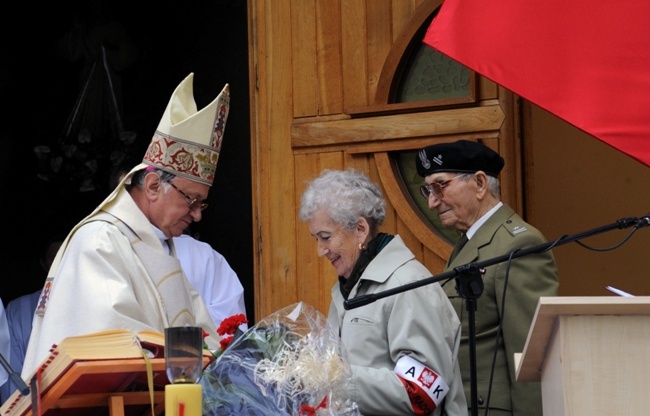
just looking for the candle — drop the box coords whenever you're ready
[165,384,202,416]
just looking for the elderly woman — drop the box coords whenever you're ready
[299,169,467,416]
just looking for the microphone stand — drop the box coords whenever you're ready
[0,352,30,396]
[344,215,646,416]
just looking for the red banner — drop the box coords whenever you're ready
[423,0,650,167]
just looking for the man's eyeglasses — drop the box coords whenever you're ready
[419,175,463,200]
[169,182,209,211]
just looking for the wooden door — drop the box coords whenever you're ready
[248,0,523,319]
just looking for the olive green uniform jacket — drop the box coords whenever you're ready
[443,204,558,416]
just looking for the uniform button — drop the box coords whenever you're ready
[477,396,484,405]
[506,220,512,224]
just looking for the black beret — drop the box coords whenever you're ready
[415,140,505,178]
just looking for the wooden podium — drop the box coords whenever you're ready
[516,296,650,416]
[1,357,211,416]
[0,358,168,416]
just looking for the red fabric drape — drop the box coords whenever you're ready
[423,0,650,167]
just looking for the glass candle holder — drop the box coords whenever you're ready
[165,326,203,384]
[165,326,203,416]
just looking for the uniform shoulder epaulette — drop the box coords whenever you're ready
[503,218,529,236]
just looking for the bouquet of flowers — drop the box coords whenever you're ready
[200,302,360,416]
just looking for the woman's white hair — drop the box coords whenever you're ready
[299,169,386,233]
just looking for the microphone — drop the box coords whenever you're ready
[635,214,650,229]
[0,352,30,396]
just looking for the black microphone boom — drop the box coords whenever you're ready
[344,214,645,310]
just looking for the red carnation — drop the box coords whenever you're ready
[217,313,248,336]
[219,335,234,351]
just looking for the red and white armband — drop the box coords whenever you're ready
[394,355,449,415]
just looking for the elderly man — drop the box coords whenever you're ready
[109,163,248,331]
[22,73,230,378]
[415,140,558,416]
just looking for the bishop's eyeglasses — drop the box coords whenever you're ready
[169,182,209,211]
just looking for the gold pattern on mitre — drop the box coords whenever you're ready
[143,73,230,186]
